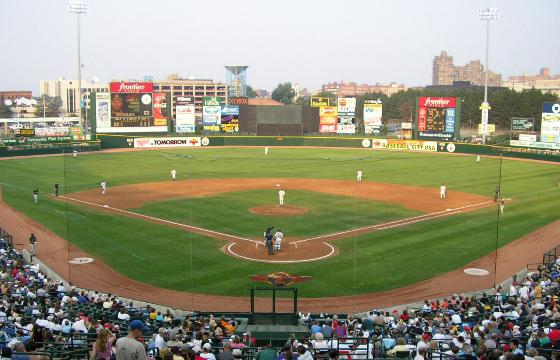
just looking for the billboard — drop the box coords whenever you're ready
[202,97,221,132]
[337,97,356,134]
[110,82,153,93]
[153,93,168,127]
[221,105,240,132]
[417,97,459,140]
[511,118,534,131]
[229,97,249,105]
[363,99,383,134]
[541,102,560,142]
[95,93,111,130]
[371,139,437,152]
[175,96,195,133]
[311,97,333,107]
[319,106,338,133]
[133,137,201,148]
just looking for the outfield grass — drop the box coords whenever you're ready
[0,147,559,297]
[132,190,422,238]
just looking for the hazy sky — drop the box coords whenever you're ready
[1,0,559,94]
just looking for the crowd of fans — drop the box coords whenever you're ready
[1,236,560,360]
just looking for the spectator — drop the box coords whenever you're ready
[200,343,215,360]
[115,320,147,360]
[218,343,233,360]
[296,346,312,360]
[255,344,276,360]
[92,329,116,360]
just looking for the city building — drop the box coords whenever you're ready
[0,91,33,104]
[39,77,108,115]
[321,81,408,97]
[153,73,228,119]
[503,68,560,96]
[432,51,502,87]
[254,89,270,98]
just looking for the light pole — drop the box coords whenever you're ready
[479,7,499,145]
[68,0,88,130]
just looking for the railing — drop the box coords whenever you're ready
[0,225,13,248]
[543,244,560,265]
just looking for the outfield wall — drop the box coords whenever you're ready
[95,134,560,162]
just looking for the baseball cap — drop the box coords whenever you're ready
[203,343,212,350]
[129,320,144,331]
[232,349,242,358]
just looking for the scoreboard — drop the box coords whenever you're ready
[417,97,459,140]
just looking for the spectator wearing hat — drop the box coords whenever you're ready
[218,343,233,360]
[200,343,215,360]
[115,320,147,360]
[232,349,243,360]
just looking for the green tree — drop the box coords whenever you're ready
[0,102,12,118]
[246,85,257,98]
[271,82,295,105]
[34,96,62,117]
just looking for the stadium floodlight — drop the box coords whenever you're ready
[478,7,499,145]
[69,0,88,131]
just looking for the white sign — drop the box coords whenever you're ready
[519,134,537,142]
[95,93,111,129]
[510,140,560,150]
[401,122,412,130]
[336,124,356,134]
[176,104,195,133]
[134,137,202,148]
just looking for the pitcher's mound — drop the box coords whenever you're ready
[249,205,309,217]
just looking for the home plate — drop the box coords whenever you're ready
[464,268,490,276]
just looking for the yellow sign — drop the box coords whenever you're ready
[311,97,331,107]
[478,123,496,134]
[479,103,492,110]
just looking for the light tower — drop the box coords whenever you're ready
[225,65,249,100]
[69,0,88,130]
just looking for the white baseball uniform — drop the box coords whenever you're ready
[440,185,446,199]
[265,146,269,155]
[73,150,78,158]
[476,155,480,163]
[357,171,363,182]
[171,169,177,181]
[500,201,505,215]
[278,190,285,205]
[274,231,283,251]
[101,181,107,195]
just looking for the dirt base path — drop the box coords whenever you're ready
[2,186,559,312]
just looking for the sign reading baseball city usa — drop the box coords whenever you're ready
[416,97,460,141]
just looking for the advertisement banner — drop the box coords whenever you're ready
[511,118,534,131]
[519,134,537,142]
[319,106,338,133]
[19,129,35,137]
[337,97,356,116]
[95,93,111,130]
[110,82,153,93]
[417,97,458,140]
[110,92,153,128]
[478,123,496,134]
[35,127,70,137]
[311,97,332,107]
[133,137,202,148]
[175,96,195,133]
[510,139,560,150]
[2,136,73,145]
[541,103,560,142]
[229,97,249,105]
[220,105,240,132]
[363,100,382,133]
[202,106,221,131]
[203,96,221,106]
[372,139,437,152]
[153,93,168,127]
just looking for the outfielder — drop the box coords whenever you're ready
[476,155,480,163]
[171,169,177,181]
[33,189,39,204]
[278,189,286,206]
[73,150,78,158]
[274,229,284,251]
[265,146,269,155]
[500,199,505,215]
[357,170,363,182]
[101,181,107,195]
[439,184,446,199]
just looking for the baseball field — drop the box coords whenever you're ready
[0,147,559,302]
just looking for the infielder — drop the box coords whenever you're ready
[476,155,480,163]
[274,229,284,251]
[439,184,446,199]
[101,181,107,195]
[499,199,505,215]
[54,182,60,197]
[494,186,500,202]
[33,189,39,204]
[278,189,286,206]
[265,146,269,155]
[171,169,177,181]
[357,170,363,182]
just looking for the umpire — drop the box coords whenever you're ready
[264,226,274,255]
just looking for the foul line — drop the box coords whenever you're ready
[226,242,336,264]
[293,200,494,244]
[58,195,261,244]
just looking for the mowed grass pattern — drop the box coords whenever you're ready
[0,147,559,297]
[132,190,422,238]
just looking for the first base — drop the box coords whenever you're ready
[275,184,280,187]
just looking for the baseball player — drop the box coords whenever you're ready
[29,233,37,257]
[54,182,60,197]
[171,169,177,181]
[476,155,481,163]
[101,181,107,195]
[265,146,269,155]
[33,189,39,204]
[439,184,446,199]
[494,186,500,202]
[73,150,78,158]
[264,227,274,255]
[357,170,363,182]
[499,199,505,215]
[274,229,284,251]
[278,189,286,206]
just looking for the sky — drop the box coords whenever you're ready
[1,0,559,95]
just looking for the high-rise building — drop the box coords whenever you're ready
[503,68,560,96]
[432,51,502,87]
[39,77,109,115]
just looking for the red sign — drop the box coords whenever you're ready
[418,97,456,108]
[110,82,153,93]
[229,97,249,105]
[418,107,427,131]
